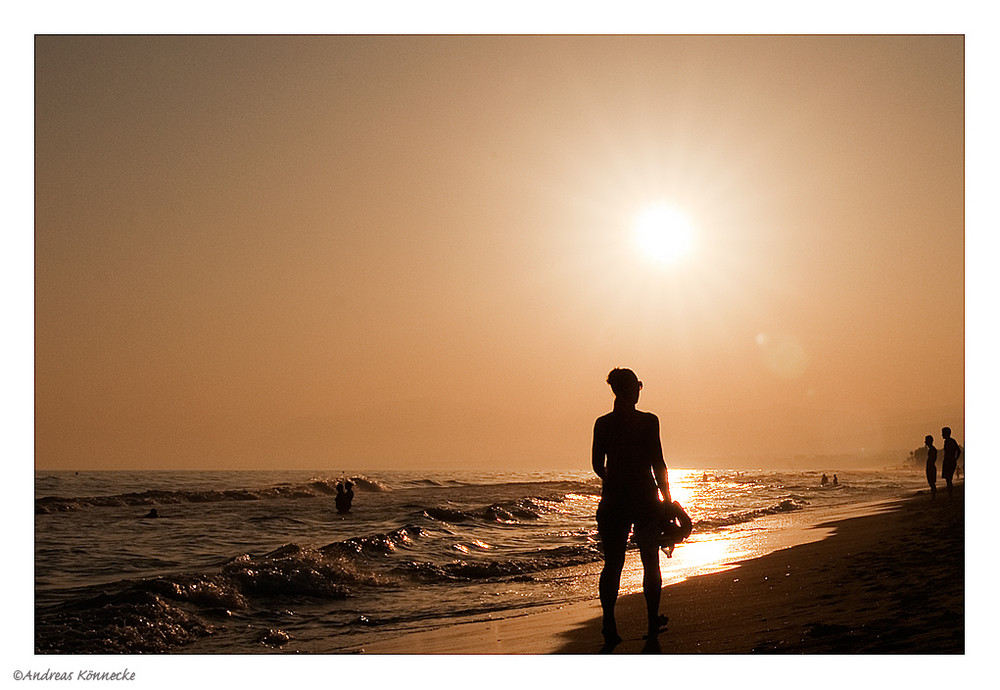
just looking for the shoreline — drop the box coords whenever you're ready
[355,485,964,654]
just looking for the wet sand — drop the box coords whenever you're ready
[358,484,964,654]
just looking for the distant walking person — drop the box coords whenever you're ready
[941,427,962,500]
[924,435,938,500]
[592,368,671,648]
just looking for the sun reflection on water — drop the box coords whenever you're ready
[619,468,775,594]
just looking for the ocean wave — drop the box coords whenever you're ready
[395,543,603,582]
[36,527,599,653]
[34,475,387,513]
[406,478,449,487]
[694,498,806,530]
[35,588,215,654]
[320,525,424,559]
[421,497,553,525]
[347,477,389,492]
[35,541,395,654]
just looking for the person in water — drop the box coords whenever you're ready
[592,368,671,647]
[941,427,962,500]
[335,480,355,514]
[925,435,938,500]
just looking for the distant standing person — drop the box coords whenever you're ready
[924,435,938,500]
[335,480,355,514]
[941,427,962,500]
[592,368,671,648]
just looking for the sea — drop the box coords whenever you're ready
[34,467,930,655]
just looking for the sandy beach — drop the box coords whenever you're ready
[357,485,964,654]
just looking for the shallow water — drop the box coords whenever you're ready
[34,467,927,653]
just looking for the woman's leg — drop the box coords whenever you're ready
[639,542,663,636]
[598,524,628,644]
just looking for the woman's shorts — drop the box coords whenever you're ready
[597,495,661,550]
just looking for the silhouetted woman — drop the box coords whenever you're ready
[592,368,671,647]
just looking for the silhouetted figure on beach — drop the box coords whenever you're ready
[592,368,671,649]
[925,435,938,500]
[941,427,962,500]
[335,480,355,514]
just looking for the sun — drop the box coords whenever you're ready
[631,203,696,266]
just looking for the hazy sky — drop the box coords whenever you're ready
[34,35,965,471]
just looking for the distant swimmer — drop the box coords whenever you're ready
[143,508,160,519]
[832,474,839,486]
[925,435,938,500]
[592,368,672,649]
[821,474,829,486]
[335,480,355,514]
[941,427,962,500]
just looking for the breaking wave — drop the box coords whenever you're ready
[34,475,389,513]
[694,498,806,530]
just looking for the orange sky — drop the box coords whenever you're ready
[34,35,965,471]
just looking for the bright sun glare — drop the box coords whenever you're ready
[631,203,696,267]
